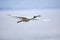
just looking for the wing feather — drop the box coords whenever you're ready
[8,14,27,19]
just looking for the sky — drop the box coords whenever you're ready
[0,0,60,40]
[0,9,60,40]
[0,0,60,10]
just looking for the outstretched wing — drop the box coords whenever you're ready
[8,14,27,19]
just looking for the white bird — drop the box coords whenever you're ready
[8,14,40,23]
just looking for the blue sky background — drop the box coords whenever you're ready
[0,0,60,40]
[0,0,60,10]
[0,9,60,40]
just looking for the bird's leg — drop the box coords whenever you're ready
[17,21,22,23]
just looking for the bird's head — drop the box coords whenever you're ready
[33,15,40,18]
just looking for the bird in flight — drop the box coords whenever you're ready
[8,14,40,23]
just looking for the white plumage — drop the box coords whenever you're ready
[8,14,40,23]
